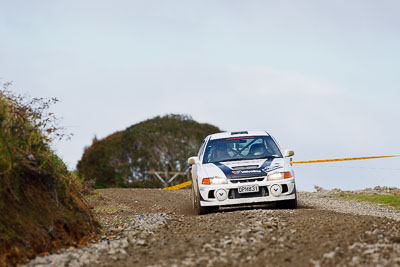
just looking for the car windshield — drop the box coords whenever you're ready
[203,136,283,163]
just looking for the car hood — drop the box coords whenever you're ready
[202,158,285,179]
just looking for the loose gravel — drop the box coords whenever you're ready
[23,213,170,267]
[22,188,400,267]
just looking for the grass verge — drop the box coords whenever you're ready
[339,194,400,210]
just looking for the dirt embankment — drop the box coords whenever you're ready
[25,188,400,267]
[0,170,99,267]
[0,91,99,267]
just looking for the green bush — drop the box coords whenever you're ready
[78,114,220,188]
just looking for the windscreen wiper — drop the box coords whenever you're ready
[251,155,281,160]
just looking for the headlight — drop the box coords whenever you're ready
[211,177,228,184]
[267,172,283,181]
[202,177,228,185]
[267,171,292,181]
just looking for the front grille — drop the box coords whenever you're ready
[230,177,265,184]
[228,186,269,199]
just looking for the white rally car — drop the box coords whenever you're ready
[188,131,297,215]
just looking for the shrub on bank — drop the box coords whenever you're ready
[0,84,98,267]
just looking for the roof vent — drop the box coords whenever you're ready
[231,131,248,135]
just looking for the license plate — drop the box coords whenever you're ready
[238,184,259,194]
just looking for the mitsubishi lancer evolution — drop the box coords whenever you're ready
[188,131,297,215]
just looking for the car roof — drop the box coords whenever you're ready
[208,131,270,140]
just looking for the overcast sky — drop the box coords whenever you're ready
[1,0,399,191]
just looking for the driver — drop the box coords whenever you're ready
[213,143,229,161]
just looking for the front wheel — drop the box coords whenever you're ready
[192,185,211,215]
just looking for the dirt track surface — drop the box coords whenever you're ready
[26,189,400,266]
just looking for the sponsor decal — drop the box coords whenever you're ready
[232,170,262,174]
[262,165,282,173]
[215,158,274,179]
[232,169,262,174]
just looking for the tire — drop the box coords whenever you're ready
[192,185,210,215]
[276,194,298,209]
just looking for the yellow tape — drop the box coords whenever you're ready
[291,155,399,164]
[164,180,192,190]
[165,155,399,189]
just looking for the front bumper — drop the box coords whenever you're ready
[199,178,296,207]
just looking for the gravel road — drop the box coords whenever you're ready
[24,188,400,267]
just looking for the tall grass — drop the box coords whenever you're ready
[0,82,73,197]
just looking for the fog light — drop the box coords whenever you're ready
[215,189,228,201]
[270,184,282,197]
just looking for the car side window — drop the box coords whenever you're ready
[197,139,206,159]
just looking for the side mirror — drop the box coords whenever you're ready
[284,149,295,157]
[188,156,200,165]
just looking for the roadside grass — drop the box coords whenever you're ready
[339,194,400,210]
[83,191,101,201]
[113,217,131,225]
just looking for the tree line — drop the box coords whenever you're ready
[77,114,220,188]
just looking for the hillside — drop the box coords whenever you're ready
[0,88,98,266]
[77,114,220,188]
